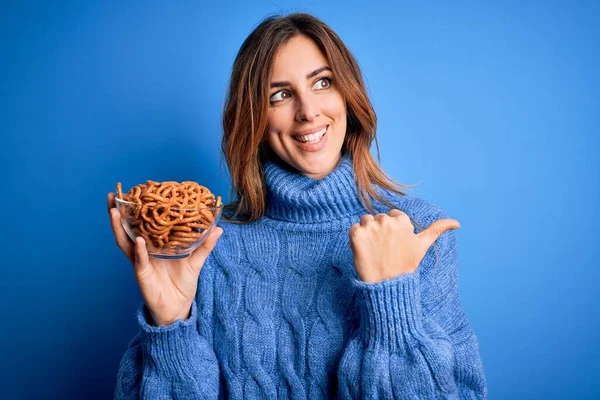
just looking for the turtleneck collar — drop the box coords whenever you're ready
[264,154,365,223]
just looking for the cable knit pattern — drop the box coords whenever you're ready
[207,224,244,399]
[307,243,357,399]
[241,225,279,398]
[278,230,322,400]
[113,154,488,399]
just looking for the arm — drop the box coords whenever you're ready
[114,300,220,399]
[337,226,487,399]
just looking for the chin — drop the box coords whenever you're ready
[296,155,340,179]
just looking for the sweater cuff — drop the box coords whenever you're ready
[353,271,424,353]
[136,301,203,379]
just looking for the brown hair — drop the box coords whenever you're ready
[221,12,416,223]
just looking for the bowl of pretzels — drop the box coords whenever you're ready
[115,180,224,259]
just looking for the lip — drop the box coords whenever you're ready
[293,124,328,137]
[293,125,329,152]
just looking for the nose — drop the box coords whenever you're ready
[295,92,320,122]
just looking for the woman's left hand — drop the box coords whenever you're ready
[349,209,460,283]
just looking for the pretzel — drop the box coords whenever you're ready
[116,181,222,252]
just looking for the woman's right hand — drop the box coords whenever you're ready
[107,192,223,326]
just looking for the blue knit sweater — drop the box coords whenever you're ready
[114,155,488,399]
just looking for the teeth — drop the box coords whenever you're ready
[295,127,327,143]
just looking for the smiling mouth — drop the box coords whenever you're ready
[293,125,328,143]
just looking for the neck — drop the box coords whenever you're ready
[264,154,365,223]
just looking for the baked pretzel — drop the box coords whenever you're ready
[116,181,222,251]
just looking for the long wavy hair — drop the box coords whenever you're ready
[221,12,415,223]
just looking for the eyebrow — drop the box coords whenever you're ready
[270,66,332,89]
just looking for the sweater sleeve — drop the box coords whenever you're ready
[337,228,488,399]
[113,300,220,399]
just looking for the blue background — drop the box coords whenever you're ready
[2,1,598,398]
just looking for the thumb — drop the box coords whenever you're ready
[188,227,224,274]
[134,236,151,276]
[417,218,460,251]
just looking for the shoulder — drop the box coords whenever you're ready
[208,218,275,267]
[375,189,449,228]
[374,189,457,255]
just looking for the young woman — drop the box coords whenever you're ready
[109,13,488,399]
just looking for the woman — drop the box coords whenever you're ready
[109,13,488,399]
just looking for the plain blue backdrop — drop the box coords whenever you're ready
[2,1,598,398]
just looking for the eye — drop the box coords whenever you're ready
[270,90,291,103]
[313,77,332,90]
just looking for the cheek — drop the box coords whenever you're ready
[322,94,347,120]
[265,120,284,151]
[267,110,277,131]
[267,106,294,129]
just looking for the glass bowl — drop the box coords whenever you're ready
[115,197,224,259]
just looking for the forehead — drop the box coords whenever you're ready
[271,35,328,78]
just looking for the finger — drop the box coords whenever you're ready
[417,218,461,250]
[387,208,414,231]
[388,209,412,224]
[188,227,224,275]
[107,192,116,215]
[109,207,135,264]
[360,214,374,225]
[133,236,151,276]
[348,223,360,243]
[373,213,387,221]
[388,209,406,218]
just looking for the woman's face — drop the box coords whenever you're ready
[266,35,347,180]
